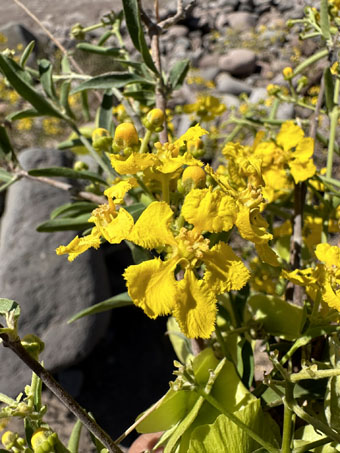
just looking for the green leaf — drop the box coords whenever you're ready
[246,294,307,341]
[0,299,20,319]
[60,80,76,120]
[70,72,150,94]
[0,54,63,118]
[6,108,41,121]
[0,168,13,183]
[97,89,113,130]
[50,201,97,220]
[187,400,279,453]
[122,0,159,74]
[38,59,58,101]
[28,167,108,185]
[124,202,146,221]
[324,67,335,113]
[61,54,72,74]
[167,316,194,364]
[0,125,15,161]
[125,240,152,264]
[19,40,35,68]
[169,59,190,91]
[76,42,122,56]
[123,89,155,104]
[36,213,93,232]
[68,292,133,323]
[0,176,18,192]
[68,419,83,453]
[320,0,331,41]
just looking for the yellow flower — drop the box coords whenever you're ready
[282,66,293,80]
[112,122,139,152]
[56,182,134,261]
[124,201,249,338]
[182,95,226,122]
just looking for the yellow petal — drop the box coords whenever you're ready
[174,124,208,147]
[322,272,340,311]
[294,137,314,160]
[109,152,158,175]
[289,158,316,183]
[182,188,237,234]
[172,269,217,339]
[56,228,101,262]
[129,201,176,249]
[124,258,178,318]
[104,177,137,202]
[276,121,304,152]
[315,243,340,268]
[255,243,280,267]
[156,152,203,174]
[90,206,134,244]
[235,206,272,244]
[203,242,250,293]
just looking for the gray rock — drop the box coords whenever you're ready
[200,66,220,82]
[216,72,252,95]
[199,53,220,69]
[249,87,268,104]
[226,11,258,31]
[166,25,189,38]
[0,148,111,396]
[219,48,257,77]
[220,93,241,109]
[276,102,294,120]
[216,0,239,8]
[253,0,271,14]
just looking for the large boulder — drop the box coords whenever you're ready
[0,148,111,396]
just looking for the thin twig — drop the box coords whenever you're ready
[17,170,106,205]
[158,0,196,30]
[0,327,123,453]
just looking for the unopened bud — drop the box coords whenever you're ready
[73,160,89,171]
[70,23,85,40]
[92,128,113,153]
[143,108,165,131]
[112,123,139,153]
[282,66,293,80]
[182,166,206,191]
[31,428,57,453]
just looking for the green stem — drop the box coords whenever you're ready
[268,97,280,121]
[139,129,152,154]
[222,123,243,146]
[196,388,279,453]
[326,78,340,179]
[293,48,328,76]
[290,367,340,382]
[281,384,294,453]
[214,324,229,360]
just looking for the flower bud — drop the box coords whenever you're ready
[92,128,113,153]
[182,166,206,191]
[112,123,139,153]
[187,138,205,158]
[73,160,89,171]
[282,66,293,80]
[31,428,57,453]
[21,334,45,360]
[143,108,165,131]
[2,431,17,449]
[70,23,85,40]
[266,84,281,96]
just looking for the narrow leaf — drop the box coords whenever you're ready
[0,168,13,183]
[324,67,334,112]
[38,59,58,101]
[320,0,331,41]
[169,59,190,90]
[77,43,122,56]
[68,419,83,453]
[122,0,158,74]
[60,80,76,120]
[0,176,18,192]
[28,167,108,185]
[97,89,113,130]
[50,201,97,220]
[70,72,150,94]
[68,292,133,323]
[0,54,63,118]
[6,108,41,121]
[0,125,15,161]
[61,54,72,74]
[36,213,93,232]
[19,40,35,68]
[124,203,146,221]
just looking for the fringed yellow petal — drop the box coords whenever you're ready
[315,243,340,268]
[124,258,177,318]
[174,124,208,147]
[203,242,250,293]
[276,121,304,152]
[109,153,158,174]
[101,207,134,243]
[322,273,340,312]
[157,152,202,174]
[281,268,316,286]
[56,228,101,262]
[235,206,272,244]
[182,188,237,234]
[255,243,280,267]
[129,201,176,249]
[104,177,137,202]
[173,269,217,339]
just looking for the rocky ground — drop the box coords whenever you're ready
[0,0,326,451]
